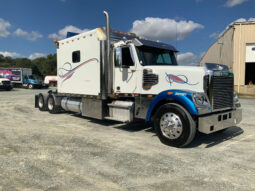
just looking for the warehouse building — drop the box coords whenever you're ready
[200,21,255,95]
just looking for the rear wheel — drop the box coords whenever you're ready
[47,95,61,114]
[38,94,47,111]
[154,103,196,147]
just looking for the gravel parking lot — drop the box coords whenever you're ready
[0,88,254,191]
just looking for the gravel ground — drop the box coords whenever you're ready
[0,88,254,191]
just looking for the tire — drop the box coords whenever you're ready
[153,103,196,147]
[47,94,61,114]
[38,94,47,111]
[28,84,34,89]
[6,87,12,91]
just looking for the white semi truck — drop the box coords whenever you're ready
[35,11,242,147]
[0,75,12,90]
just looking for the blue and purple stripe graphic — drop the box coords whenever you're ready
[58,58,99,83]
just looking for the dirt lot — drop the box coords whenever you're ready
[0,88,254,191]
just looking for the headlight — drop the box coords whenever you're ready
[233,91,239,102]
[233,91,241,107]
[193,92,210,107]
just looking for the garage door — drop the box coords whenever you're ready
[246,44,255,62]
[246,44,255,85]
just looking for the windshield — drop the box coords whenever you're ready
[28,75,35,80]
[136,46,178,66]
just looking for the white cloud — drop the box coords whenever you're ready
[209,31,220,39]
[13,28,43,41]
[248,18,255,21]
[225,0,249,7]
[177,52,199,66]
[48,25,90,40]
[0,51,21,58]
[28,53,46,60]
[235,18,247,22]
[130,17,204,41]
[217,17,255,37]
[0,18,11,38]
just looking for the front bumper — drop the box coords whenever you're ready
[33,84,43,88]
[198,108,242,134]
[0,84,12,89]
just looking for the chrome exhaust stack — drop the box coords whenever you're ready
[101,11,112,99]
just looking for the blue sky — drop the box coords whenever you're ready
[0,0,254,64]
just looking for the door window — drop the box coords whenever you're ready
[114,47,134,67]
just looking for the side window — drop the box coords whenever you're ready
[72,50,80,63]
[114,47,134,67]
[122,47,134,67]
[114,47,122,67]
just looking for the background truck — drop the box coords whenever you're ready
[44,75,57,87]
[0,74,12,90]
[0,68,44,89]
[35,11,242,147]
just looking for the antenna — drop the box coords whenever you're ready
[175,21,178,48]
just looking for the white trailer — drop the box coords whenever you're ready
[35,12,242,147]
[44,75,57,86]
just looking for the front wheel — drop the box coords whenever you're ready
[154,103,196,147]
[28,84,34,89]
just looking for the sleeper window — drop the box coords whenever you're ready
[72,51,80,63]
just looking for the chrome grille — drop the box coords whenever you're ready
[2,81,10,85]
[212,76,233,110]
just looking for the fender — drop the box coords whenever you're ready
[145,90,198,121]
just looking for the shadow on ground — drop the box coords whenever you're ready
[187,126,244,148]
[68,112,244,148]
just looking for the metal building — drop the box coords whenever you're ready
[200,21,255,95]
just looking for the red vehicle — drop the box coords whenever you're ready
[44,75,57,87]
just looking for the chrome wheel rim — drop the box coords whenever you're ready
[48,97,54,110]
[29,84,33,89]
[38,96,44,108]
[160,112,183,139]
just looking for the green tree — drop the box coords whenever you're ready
[0,53,57,78]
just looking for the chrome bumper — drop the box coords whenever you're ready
[198,108,242,134]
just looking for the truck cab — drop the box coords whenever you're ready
[23,74,42,89]
[0,75,12,91]
[35,11,242,147]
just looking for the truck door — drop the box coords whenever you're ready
[114,46,137,93]
[23,75,28,84]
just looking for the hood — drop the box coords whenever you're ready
[141,65,206,94]
[0,78,10,82]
